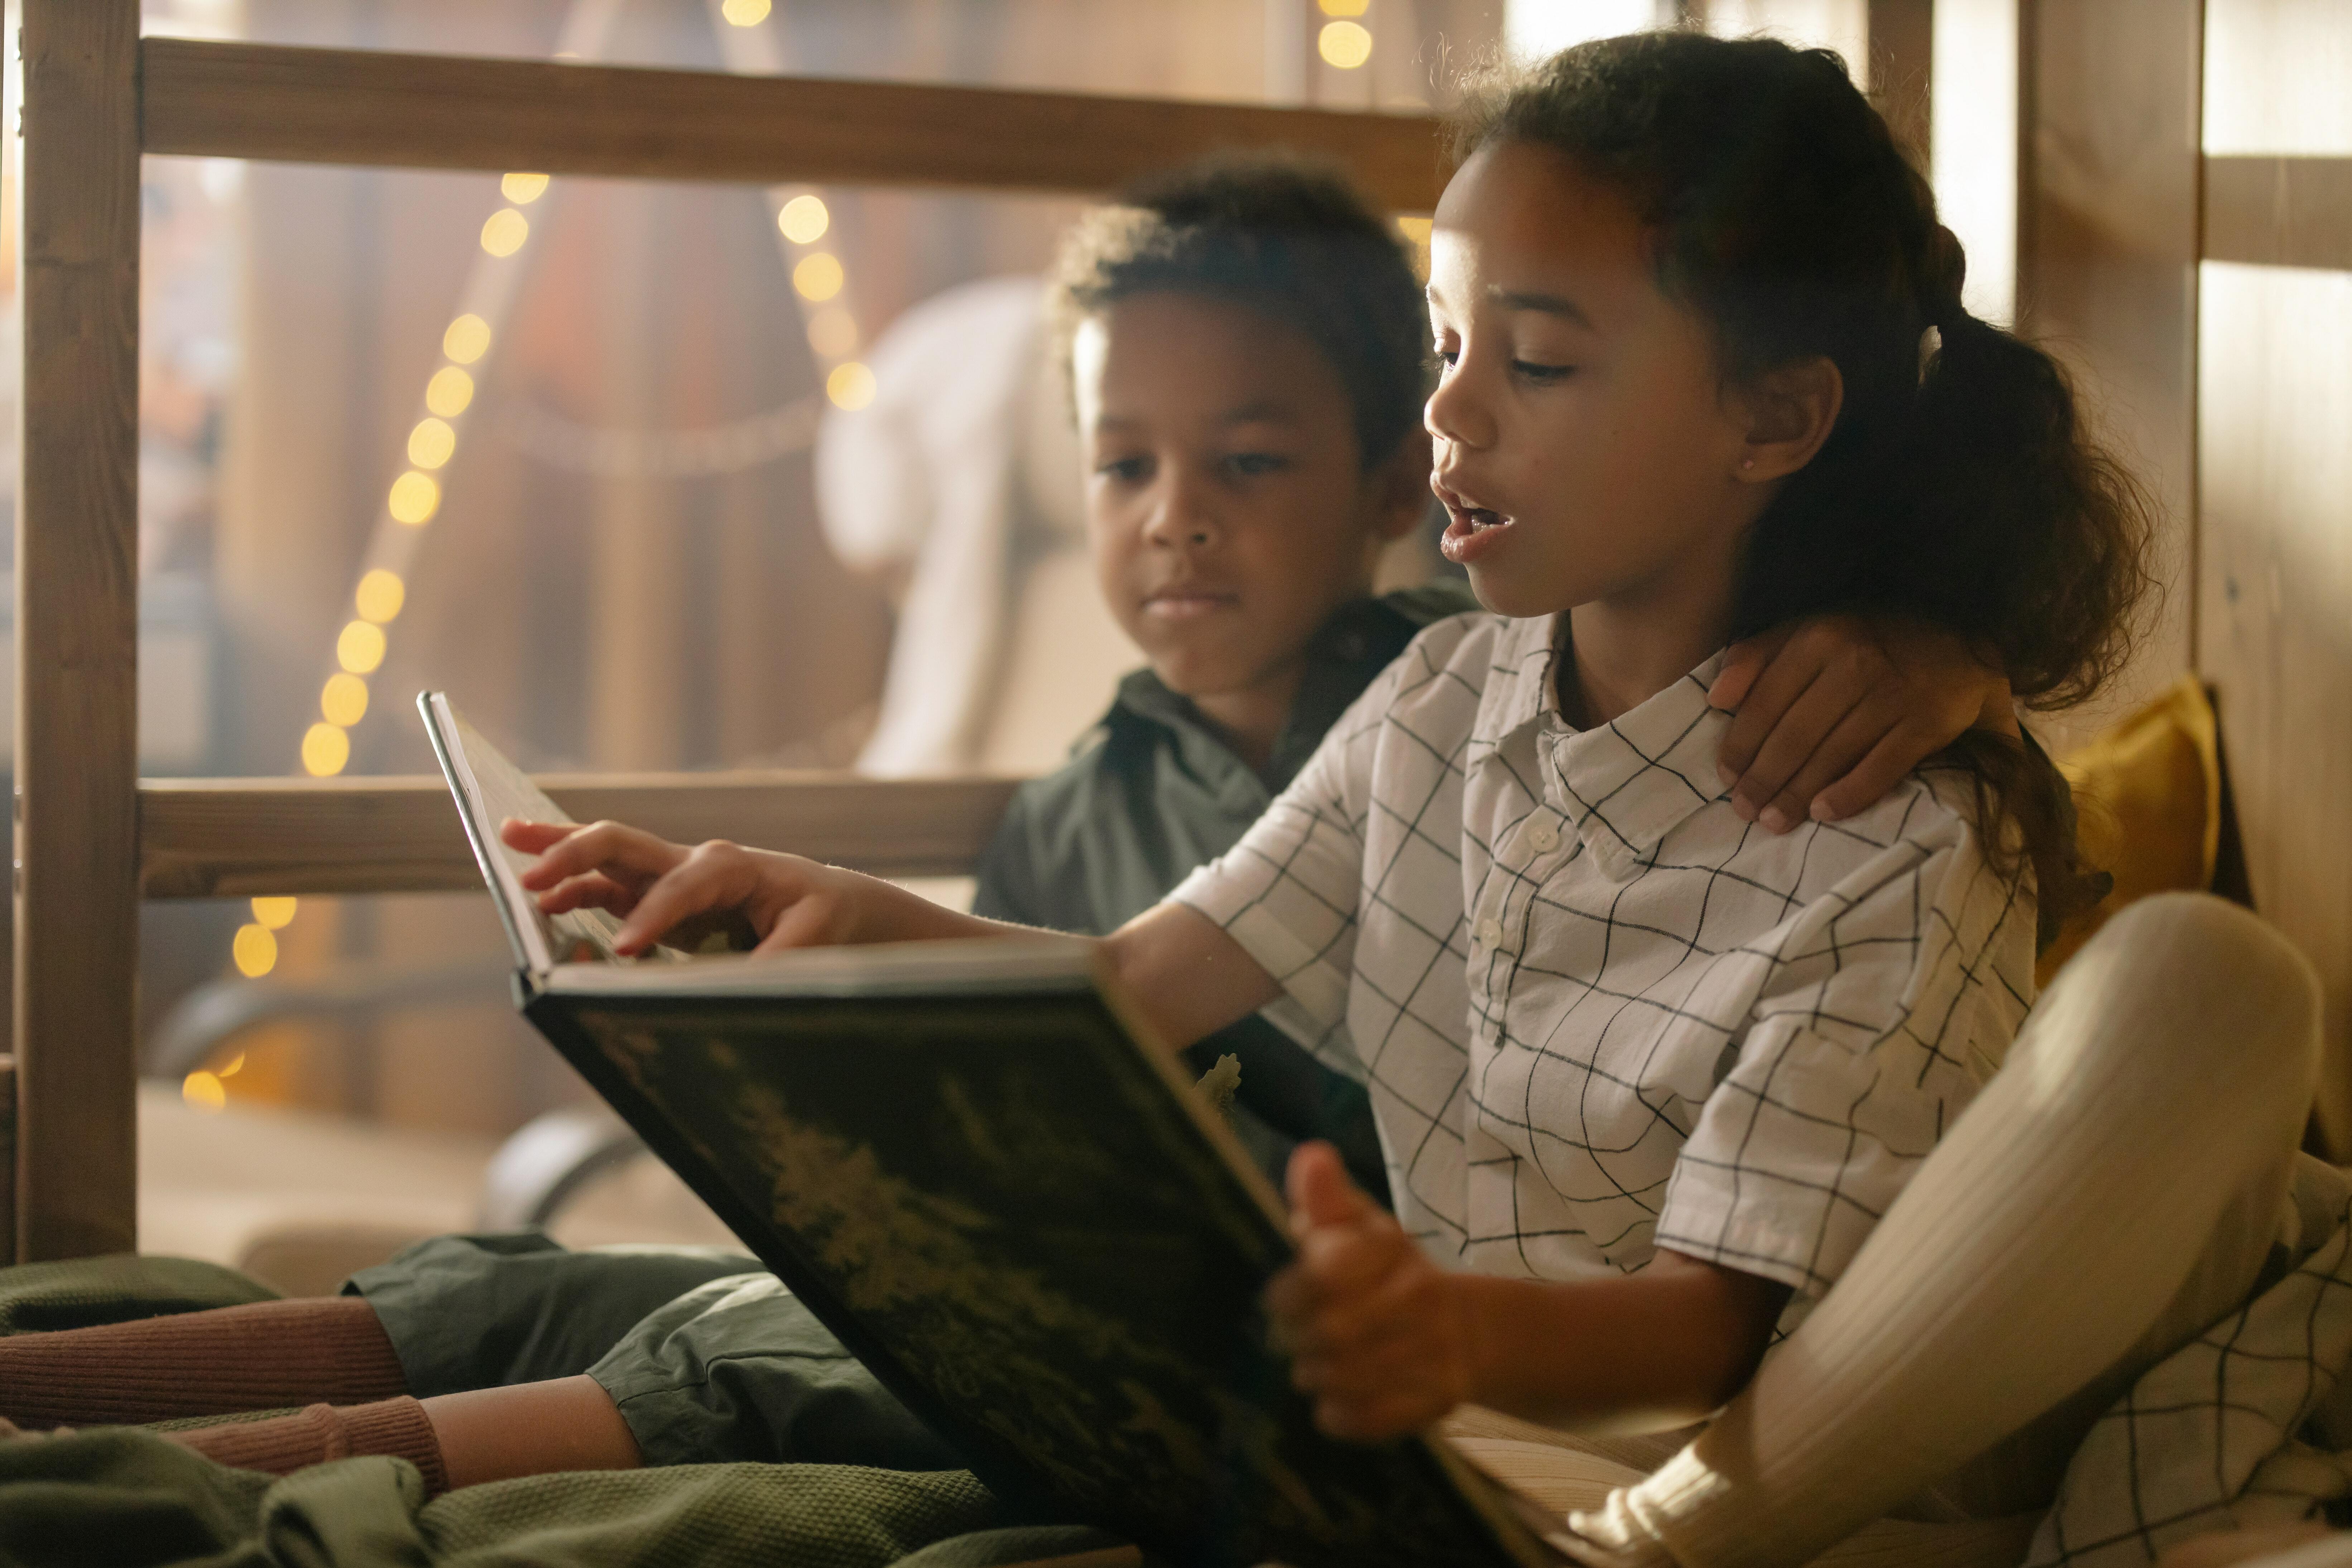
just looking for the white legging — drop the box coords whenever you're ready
[1488,893,2323,1568]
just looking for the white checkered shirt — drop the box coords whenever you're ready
[1173,611,2037,1306]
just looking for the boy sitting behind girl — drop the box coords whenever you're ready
[0,153,2012,1490]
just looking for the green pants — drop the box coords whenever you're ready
[347,1232,964,1472]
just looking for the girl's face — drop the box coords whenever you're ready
[1425,139,1762,622]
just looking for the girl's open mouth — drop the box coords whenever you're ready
[1440,503,1513,564]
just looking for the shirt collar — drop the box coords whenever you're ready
[1473,616,1736,877]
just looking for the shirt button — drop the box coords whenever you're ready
[1526,821,1560,853]
[1473,916,1503,948]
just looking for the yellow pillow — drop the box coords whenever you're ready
[2036,674,2222,990]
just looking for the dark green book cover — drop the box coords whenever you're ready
[423,693,1556,1568]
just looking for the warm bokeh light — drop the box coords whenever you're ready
[426,366,475,418]
[443,314,492,365]
[721,0,772,24]
[337,620,388,675]
[356,568,407,624]
[250,896,297,930]
[1397,216,1432,243]
[232,922,279,978]
[793,252,845,302]
[321,672,370,727]
[407,417,457,470]
[778,194,830,245]
[302,722,351,778]
[220,1053,246,1077]
[826,361,878,411]
[182,1070,229,1112]
[806,305,858,360]
[388,471,441,525]
[481,208,529,258]
[501,171,550,205]
[1318,0,1369,14]
[1319,20,1373,68]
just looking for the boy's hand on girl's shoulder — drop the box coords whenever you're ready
[1707,614,2017,833]
[1266,1142,1474,1442]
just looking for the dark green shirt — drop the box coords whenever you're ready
[971,580,1481,1201]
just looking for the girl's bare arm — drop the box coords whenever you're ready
[500,818,1278,1054]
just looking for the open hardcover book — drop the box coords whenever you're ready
[422,691,1593,1568]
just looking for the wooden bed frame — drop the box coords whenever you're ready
[11,1,2351,1266]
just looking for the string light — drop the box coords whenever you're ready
[355,569,406,624]
[500,172,550,205]
[220,1053,246,1077]
[720,0,771,23]
[793,252,844,302]
[301,723,351,778]
[806,305,858,359]
[778,194,829,245]
[407,417,457,470]
[182,1070,229,1112]
[232,922,279,977]
[388,471,441,525]
[425,367,475,418]
[480,208,529,257]
[825,361,877,411]
[443,314,492,365]
[1317,0,1369,12]
[321,672,370,727]
[1319,19,1373,68]
[337,620,387,675]
[251,897,298,929]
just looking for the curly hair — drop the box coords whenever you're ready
[1453,32,2157,925]
[1047,152,1429,468]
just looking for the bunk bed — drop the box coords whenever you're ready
[10,6,2352,1564]
[7,1,1456,1265]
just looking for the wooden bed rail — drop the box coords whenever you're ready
[138,775,1024,899]
[139,39,1450,210]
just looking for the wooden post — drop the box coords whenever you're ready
[14,0,142,1260]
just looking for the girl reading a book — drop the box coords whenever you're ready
[492,30,2321,1565]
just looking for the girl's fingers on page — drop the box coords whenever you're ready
[757,889,845,953]
[519,820,687,891]
[500,819,576,854]
[610,851,756,954]
[535,871,638,917]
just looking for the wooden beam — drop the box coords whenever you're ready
[0,1057,16,1267]
[14,0,141,1262]
[139,775,1024,899]
[2203,156,2352,273]
[139,39,1450,210]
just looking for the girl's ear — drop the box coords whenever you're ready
[1365,428,1435,541]
[1736,356,1844,482]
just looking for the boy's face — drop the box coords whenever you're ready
[1424,140,1762,622]
[1074,293,1422,713]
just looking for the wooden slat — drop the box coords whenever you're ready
[139,39,1449,211]
[2016,0,2202,753]
[0,1057,16,1268]
[15,0,141,1262]
[2203,156,2352,273]
[138,775,1024,899]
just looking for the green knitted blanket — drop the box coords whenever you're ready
[0,1256,1120,1568]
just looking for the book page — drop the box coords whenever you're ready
[448,709,638,966]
